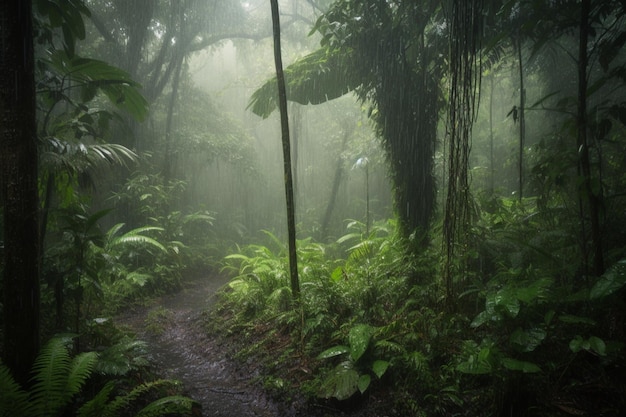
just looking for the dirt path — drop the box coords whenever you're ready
[116,275,289,417]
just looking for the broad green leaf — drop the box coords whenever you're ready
[318,362,359,401]
[589,336,607,356]
[456,347,494,375]
[501,357,541,373]
[47,51,149,121]
[317,345,350,360]
[515,278,553,303]
[510,327,546,353]
[559,314,596,325]
[590,259,626,299]
[569,335,587,353]
[371,360,390,379]
[493,290,520,318]
[349,324,373,362]
[330,267,344,282]
[571,335,607,356]
[248,47,360,118]
[357,374,371,394]
[470,310,495,328]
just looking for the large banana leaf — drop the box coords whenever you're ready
[247,47,359,119]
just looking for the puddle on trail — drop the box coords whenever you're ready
[117,275,289,417]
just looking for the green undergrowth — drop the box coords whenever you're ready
[0,328,199,417]
[208,210,626,417]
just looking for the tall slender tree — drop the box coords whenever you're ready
[0,0,41,384]
[270,0,300,299]
[577,0,604,276]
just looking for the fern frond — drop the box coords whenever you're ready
[102,380,181,417]
[29,337,72,417]
[65,351,98,399]
[0,363,33,417]
[95,338,149,376]
[77,381,115,417]
[135,395,197,417]
[110,234,167,253]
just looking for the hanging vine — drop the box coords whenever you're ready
[442,0,483,308]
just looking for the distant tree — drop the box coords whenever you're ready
[249,0,446,244]
[0,0,41,385]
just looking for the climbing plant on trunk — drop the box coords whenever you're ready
[442,0,483,307]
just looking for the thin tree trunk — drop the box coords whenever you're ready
[163,56,184,184]
[517,35,526,200]
[489,75,495,194]
[577,0,604,276]
[320,131,350,241]
[270,0,300,298]
[0,0,41,385]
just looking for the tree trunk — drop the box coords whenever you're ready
[577,0,604,276]
[517,36,526,200]
[270,0,300,298]
[320,131,350,241]
[0,0,41,385]
[163,56,184,184]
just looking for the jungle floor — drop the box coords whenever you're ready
[115,274,382,417]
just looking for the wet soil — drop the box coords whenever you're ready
[116,275,287,417]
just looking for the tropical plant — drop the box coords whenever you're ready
[316,323,390,401]
[249,0,446,242]
[0,335,198,417]
[0,336,97,417]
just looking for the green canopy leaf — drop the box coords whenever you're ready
[247,47,359,119]
[46,50,149,121]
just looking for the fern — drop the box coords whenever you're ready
[0,337,98,417]
[30,337,98,417]
[0,363,34,417]
[77,381,115,417]
[95,338,149,376]
[100,379,183,417]
[30,337,74,416]
[66,351,99,399]
[135,395,199,417]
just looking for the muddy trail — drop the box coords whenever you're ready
[116,275,291,417]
